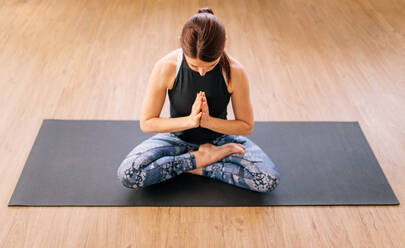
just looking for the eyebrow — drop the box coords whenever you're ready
[189,61,217,67]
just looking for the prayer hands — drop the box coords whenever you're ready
[189,91,211,128]
[199,91,210,128]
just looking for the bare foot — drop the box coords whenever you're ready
[191,143,245,169]
[186,167,203,175]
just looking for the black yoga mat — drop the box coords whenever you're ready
[8,119,399,206]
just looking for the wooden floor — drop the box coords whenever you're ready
[1,0,404,247]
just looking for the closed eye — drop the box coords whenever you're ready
[191,64,216,70]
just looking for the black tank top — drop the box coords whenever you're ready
[168,49,231,145]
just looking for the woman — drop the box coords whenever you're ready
[117,7,281,192]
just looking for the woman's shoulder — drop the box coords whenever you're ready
[227,53,245,74]
[156,48,180,73]
[224,53,248,94]
[154,49,181,89]
[159,48,182,64]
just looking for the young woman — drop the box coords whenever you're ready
[117,7,281,192]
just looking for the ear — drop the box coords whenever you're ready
[178,36,181,43]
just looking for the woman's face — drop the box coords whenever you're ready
[184,54,221,77]
[178,35,224,76]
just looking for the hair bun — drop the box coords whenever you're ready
[198,7,214,15]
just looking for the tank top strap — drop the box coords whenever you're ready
[176,49,183,77]
[221,67,228,86]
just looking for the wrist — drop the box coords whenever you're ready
[202,114,212,129]
[186,115,195,129]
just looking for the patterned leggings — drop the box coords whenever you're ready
[116,132,281,192]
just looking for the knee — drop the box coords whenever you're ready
[117,161,146,189]
[252,171,280,193]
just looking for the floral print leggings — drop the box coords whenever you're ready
[117,132,281,192]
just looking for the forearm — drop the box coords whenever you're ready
[205,116,253,136]
[141,116,192,133]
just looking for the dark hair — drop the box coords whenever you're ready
[180,7,231,85]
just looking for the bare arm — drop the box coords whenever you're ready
[140,59,193,133]
[204,65,254,136]
[205,118,252,136]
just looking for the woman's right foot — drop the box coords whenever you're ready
[192,143,245,169]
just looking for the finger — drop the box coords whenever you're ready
[198,99,203,109]
[236,143,245,150]
[192,96,198,109]
[198,93,204,103]
[193,101,202,114]
[194,93,202,106]
[203,101,208,111]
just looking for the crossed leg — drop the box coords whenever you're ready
[186,135,281,192]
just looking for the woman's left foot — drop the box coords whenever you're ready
[185,149,203,175]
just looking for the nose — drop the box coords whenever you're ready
[198,68,206,76]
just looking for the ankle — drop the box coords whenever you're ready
[192,150,210,169]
